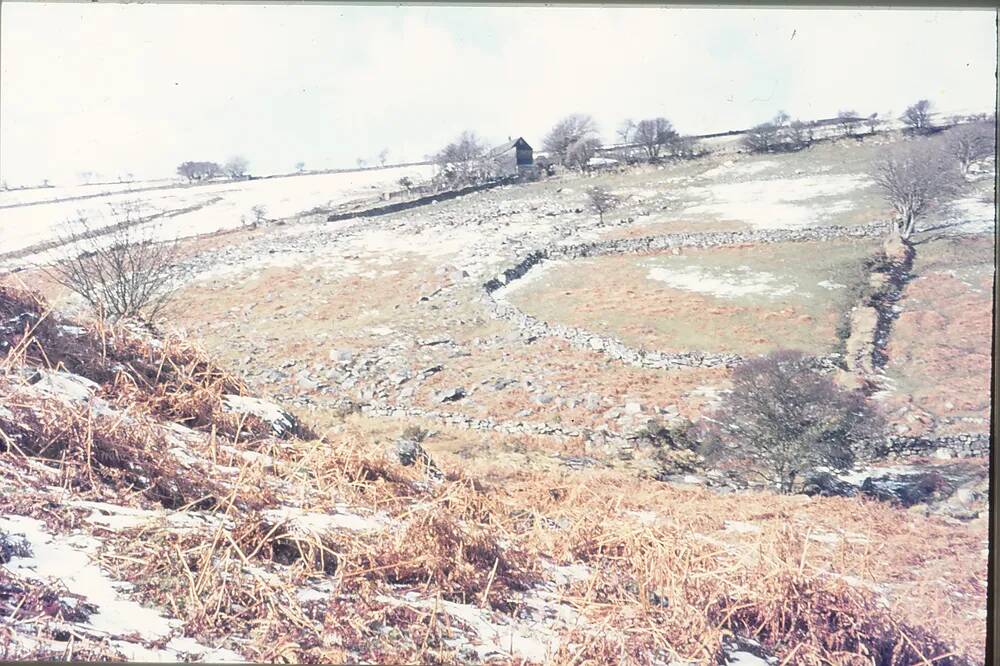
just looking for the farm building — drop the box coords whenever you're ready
[487,137,536,178]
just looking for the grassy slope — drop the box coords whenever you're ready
[0,285,986,663]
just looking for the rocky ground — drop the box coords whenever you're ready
[0,129,993,663]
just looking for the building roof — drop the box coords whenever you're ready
[487,137,532,158]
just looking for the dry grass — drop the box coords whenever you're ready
[0,284,985,664]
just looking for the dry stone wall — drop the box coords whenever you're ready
[887,433,990,459]
[482,221,892,370]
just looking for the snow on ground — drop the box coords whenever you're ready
[0,514,242,662]
[938,196,996,235]
[0,165,435,260]
[0,179,177,207]
[683,174,871,229]
[262,504,391,534]
[221,394,297,438]
[492,259,567,301]
[699,159,780,180]
[645,262,799,299]
[344,224,483,265]
[377,562,590,664]
[725,650,772,666]
[724,521,762,535]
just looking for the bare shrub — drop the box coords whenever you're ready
[944,120,996,175]
[47,202,179,323]
[697,349,885,493]
[585,186,619,223]
[781,119,813,150]
[743,121,780,153]
[871,139,961,239]
[670,135,706,159]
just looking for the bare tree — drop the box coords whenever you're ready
[837,110,861,137]
[356,158,367,169]
[176,161,222,183]
[697,350,885,493]
[743,122,780,153]
[543,114,599,166]
[295,161,306,173]
[47,202,179,323]
[944,121,996,175]
[565,135,602,169]
[586,186,620,223]
[633,117,679,162]
[866,113,880,135]
[616,118,636,145]
[398,176,413,191]
[670,135,705,159]
[435,131,495,186]
[780,120,812,151]
[378,148,389,167]
[223,155,250,180]
[251,204,268,226]
[900,99,934,135]
[871,140,961,240]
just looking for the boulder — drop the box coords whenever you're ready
[222,395,299,439]
[801,471,858,498]
[435,387,466,403]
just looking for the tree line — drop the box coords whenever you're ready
[176,156,250,183]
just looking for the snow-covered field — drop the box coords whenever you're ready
[0,179,178,207]
[941,195,996,234]
[683,173,872,230]
[645,263,799,299]
[0,165,435,260]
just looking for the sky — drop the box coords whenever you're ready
[1,4,996,186]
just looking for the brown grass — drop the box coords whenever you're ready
[0,284,985,664]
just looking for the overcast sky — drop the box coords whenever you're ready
[1,4,996,186]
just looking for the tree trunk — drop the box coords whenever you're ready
[901,211,916,240]
[887,218,903,243]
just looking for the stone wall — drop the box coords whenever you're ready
[326,177,516,223]
[480,222,892,370]
[887,433,990,459]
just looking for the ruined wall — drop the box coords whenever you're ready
[481,222,893,371]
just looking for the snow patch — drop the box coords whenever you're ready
[221,394,296,437]
[263,504,391,534]
[646,263,798,299]
[700,160,780,179]
[684,174,870,229]
[0,514,240,662]
[724,521,762,535]
[726,650,772,666]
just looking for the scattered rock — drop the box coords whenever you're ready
[435,387,466,403]
[222,394,299,438]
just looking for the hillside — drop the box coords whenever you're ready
[0,128,993,664]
